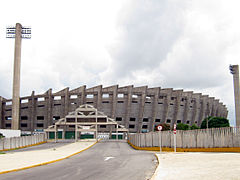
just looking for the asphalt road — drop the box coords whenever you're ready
[0,140,157,180]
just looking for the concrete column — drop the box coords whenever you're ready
[30,91,36,132]
[0,97,3,129]
[137,86,147,133]
[80,85,86,105]
[64,88,69,117]
[12,23,22,130]
[150,88,160,131]
[124,86,133,129]
[230,65,240,126]
[111,85,118,119]
[96,85,102,110]
[46,89,53,128]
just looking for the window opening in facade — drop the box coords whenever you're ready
[37,116,44,120]
[86,94,94,99]
[38,97,45,102]
[21,123,28,127]
[70,95,77,99]
[130,117,136,121]
[53,116,60,121]
[143,118,149,122]
[129,124,135,128]
[21,99,29,103]
[102,101,109,103]
[117,101,124,103]
[132,94,138,98]
[155,119,160,122]
[167,119,171,123]
[100,125,106,128]
[54,96,61,100]
[5,116,12,120]
[142,125,148,129]
[117,93,124,98]
[177,120,181,123]
[6,123,11,128]
[21,116,28,120]
[102,94,109,98]
[37,123,44,127]
[116,117,122,121]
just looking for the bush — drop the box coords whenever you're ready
[0,133,4,138]
[190,124,199,130]
[176,123,189,130]
[201,116,230,129]
[155,123,170,131]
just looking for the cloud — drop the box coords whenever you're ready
[0,0,239,125]
[100,0,240,125]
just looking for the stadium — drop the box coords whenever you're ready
[0,85,228,133]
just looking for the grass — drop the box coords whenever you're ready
[0,152,6,154]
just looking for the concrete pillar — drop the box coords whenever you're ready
[111,85,118,119]
[46,89,53,127]
[0,97,3,129]
[124,86,133,129]
[230,65,240,127]
[150,88,160,132]
[30,91,36,132]
[12,23,22,130]
[136,86,147,133]
[64,88,69,117]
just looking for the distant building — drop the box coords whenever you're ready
[0,85,228,133]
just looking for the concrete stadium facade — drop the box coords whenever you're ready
[0,85,228,133]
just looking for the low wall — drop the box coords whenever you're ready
[0,134,46,151]
[128,127,240,152]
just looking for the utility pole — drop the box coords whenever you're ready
[6,23,31,130]
[229,65,240,127]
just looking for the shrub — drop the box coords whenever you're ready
[201,116,230,129]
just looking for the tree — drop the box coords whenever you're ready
[190,124,199,130]
[200,116,230,129]
[176,123,189,130]
[155,123,170,131]
[0,133,4,139]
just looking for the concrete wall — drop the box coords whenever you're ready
[128,127,240,148]
[0,85,228,133]
[0,134,45,151]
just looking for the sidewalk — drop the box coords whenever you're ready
[0,140,96,174]
[152,152,240,180]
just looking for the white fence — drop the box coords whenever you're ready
[0,134,46,151]
[128,127,240,148]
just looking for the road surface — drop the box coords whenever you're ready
[0,140,157,180]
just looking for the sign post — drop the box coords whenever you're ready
[173,124,177,152]
[157,125,162,153]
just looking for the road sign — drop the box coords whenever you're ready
[157,125,162,131]
[173,124,176,134]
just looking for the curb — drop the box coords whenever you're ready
[150,154,160,180]
[0,141,98,175]
[127,141,240,152]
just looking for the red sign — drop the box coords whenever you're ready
[157,125,162,131]
[173,124,176,134]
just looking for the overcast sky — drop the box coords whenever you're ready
[0,0,239,125]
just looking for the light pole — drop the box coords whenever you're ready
[6,23,31,130]
[229,65,240,127]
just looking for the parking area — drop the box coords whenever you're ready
[153,152,240,180]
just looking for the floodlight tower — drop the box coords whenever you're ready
[6,23,31,130]
[229,65,240,127]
